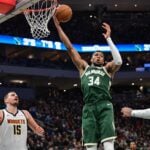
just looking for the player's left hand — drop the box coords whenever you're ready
[121,107,133,117]
[102,22,111,39]
[36,126,45,136]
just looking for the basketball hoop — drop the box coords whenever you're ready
[24,0,58,39]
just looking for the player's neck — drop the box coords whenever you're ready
[91,63,103,67]
[6,105,18,115]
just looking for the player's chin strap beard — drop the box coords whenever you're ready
[92,63,103,67]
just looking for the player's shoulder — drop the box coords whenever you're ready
[0,109,4,124]
[80,64,90,77]
[22,109,28,113]
[22,109,30,114]
[22,110,30,119]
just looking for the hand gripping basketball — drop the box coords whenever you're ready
[55,4,72,23]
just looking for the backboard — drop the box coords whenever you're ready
[0,0,40,24]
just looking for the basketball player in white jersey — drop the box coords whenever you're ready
[0,91,44,150]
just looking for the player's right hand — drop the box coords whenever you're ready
[121,107,133,117]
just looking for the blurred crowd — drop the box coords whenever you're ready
[0,50,149,72]
[0,12,150,44]
[17,87,150,150]
[0,11,150,72]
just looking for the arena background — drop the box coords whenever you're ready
[0,0,150,149]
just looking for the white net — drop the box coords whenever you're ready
[24,0,57,39]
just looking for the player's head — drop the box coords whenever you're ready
[4,91,19,106]
[91,51,105,67]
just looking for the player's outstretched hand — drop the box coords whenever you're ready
[121,107,133,117]
[102,22,111,39]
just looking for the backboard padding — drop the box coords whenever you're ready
[0,0,40,24]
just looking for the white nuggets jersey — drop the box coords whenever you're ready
[0,109,28,150]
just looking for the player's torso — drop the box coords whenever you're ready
[81,65,112,104]
[0,109,28,150]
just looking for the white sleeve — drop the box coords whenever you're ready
[131,109,150,119]
[106,37,122,65]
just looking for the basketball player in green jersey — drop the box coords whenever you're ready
[53,16,122,150]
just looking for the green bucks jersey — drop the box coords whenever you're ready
[81,65,112,104]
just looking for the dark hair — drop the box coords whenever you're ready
[4,91,16,100]
[91,51,104,58]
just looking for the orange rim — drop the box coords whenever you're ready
[23,0,58,13]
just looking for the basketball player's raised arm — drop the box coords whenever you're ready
[102,23,122,76]
[53,16,87,72]
[121,107,150,119]
[23,110,44,136]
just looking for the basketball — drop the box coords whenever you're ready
[55,4,72,23]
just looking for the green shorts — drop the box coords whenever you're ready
[82,101,116,146]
